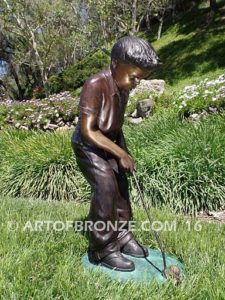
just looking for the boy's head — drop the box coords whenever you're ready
[110,36,161,91]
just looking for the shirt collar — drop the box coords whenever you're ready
[103,67,120,96]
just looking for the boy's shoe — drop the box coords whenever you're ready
[88,250,135,272]
[121,239,149,258]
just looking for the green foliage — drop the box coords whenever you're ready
[48,50,110,93]
[0,92,78,130]
[0,0,90,99]
[148,73,225,117]
[126,110,225,214]
[1,111,225,214]
[173,75,225,117]
[149,3,225,91]
[70,87,82,98]
[0,129,89,201]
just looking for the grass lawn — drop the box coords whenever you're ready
[149,1,225,93]
[0,196,224,299]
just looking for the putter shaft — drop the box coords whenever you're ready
[132,172,167,277]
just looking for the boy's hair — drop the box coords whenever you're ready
[111,36,160,69]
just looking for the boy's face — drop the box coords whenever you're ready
[112,61,148,91]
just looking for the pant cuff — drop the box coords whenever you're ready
[88,239,119,262]
[116,230,133,248]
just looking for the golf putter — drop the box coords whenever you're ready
[132,171,181,282]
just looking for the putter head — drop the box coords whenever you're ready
[164,264,181,284]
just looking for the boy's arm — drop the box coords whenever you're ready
[116,129,130,154]
[81,114,136,173]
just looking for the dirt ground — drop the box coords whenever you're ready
[196,210,225,223]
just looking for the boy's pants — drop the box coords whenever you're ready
[72,144,133,261]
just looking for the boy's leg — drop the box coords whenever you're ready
[72,145,132,261]
[115,167,149,258]
[114,169,134,243]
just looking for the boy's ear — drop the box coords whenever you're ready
[111,59,118,69]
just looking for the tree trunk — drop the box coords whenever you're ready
[131,0,138,34]
[0,78,13,100]
[146,12,151,31]
[157,10,165,40]
[136,0,154,33]
[145,0,154,31]
[28,27,49,96]
[4,0,49,97]
[137,13,146,32]
[8,62,24,100]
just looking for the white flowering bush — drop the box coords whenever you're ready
[0,91,78,131]
[174,73,225,117]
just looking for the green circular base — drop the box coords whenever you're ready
[82,248,184,284]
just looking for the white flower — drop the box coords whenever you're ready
[204,90,213,94]
[183,85,197,92]
[218,86,225,93]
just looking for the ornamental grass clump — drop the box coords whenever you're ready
[126,111,225,214]
[0,111,225,214]
[0,129,89,201]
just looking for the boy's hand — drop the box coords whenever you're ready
[119,153,136,173]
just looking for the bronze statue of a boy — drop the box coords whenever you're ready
[71,36,160,271]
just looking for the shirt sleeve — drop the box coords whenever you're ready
[79,77,102,117]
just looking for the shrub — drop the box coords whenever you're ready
[0,92,78,131]
[173,74,225,118]
[48,50,110,94]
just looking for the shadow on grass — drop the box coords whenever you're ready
[149,4,225,85]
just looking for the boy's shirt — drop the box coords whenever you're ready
[71,68,129,149]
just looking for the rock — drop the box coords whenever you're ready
[208,107,217,113]
[130,109,138,118]
[57,121,65,127]
[200,110,208,118]
[137,99,154,118]
[20,126,29,130]
[15,123,21,128]
[128,117,143,124]
[130,79,165,98]
[73,116,79,125]
[56,117,63,123]
[190,113,200,120]
[56,125,70,132]
[190,111,209,122]
[44,123,58,130]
